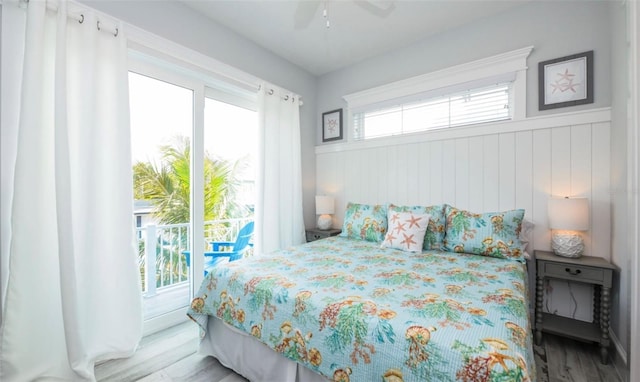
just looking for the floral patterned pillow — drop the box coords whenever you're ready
[381,210,431,252]
[339,202,388,242]
[388,204,446,250]
[443,205,526,262]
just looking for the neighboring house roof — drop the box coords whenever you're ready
[133,200,154,215]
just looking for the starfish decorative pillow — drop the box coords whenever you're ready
[381,210,431,252]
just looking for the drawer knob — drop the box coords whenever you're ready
[565,267,582,276]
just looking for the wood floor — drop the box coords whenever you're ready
[96,320,622,382]
[541,334,622,382]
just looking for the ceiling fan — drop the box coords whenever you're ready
[294,0,397,29]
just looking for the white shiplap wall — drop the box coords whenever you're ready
[316,108,611,321]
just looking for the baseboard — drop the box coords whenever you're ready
[609,329,630,381]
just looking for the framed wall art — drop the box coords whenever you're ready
[322,109,343,142]
[538,50,593,110]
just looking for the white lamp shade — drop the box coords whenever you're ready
[548,197,589,231]
[315,195,334,215]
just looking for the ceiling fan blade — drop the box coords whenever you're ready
[294,1,321,29]
[354,0,396,18]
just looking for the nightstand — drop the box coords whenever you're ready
[534,250,616,364]
[305,228,341,242]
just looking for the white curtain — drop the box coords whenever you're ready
[0,1,142,380]
[255,85,306,254]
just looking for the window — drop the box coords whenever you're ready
[344,46,533,142]
[353,82,512,140]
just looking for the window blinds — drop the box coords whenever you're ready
[353,82,512,140]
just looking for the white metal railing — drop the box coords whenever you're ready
[136,217,253,296]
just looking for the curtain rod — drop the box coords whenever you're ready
[21,0,119,37]
[262,85,304,106]
[16,0,303,104]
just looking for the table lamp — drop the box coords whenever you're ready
[315,195,334,230]
[547,197,589,258]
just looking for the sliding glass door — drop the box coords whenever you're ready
[128,52,257,333]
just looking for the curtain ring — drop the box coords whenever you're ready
[268,89,274,95]
[114,28,119,37]
[284,95,289,101]
[97,20,101,31]
[79,14,84,24]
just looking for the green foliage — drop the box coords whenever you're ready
[491,368,527,382]
[134,136,251,290]
[373,319,395,344]
[381,272,417,286]
[419,300,462,322]
[449,213,472,237]
[502,297,528,318]
[410,342,452,381]
[325,304,369,354]
[133,135,249,225]
[452,339,488,360]
[444,271,481,284]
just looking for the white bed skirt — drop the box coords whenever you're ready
[200,317,330,382]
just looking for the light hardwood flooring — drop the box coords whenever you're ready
[96,320,622,382]
[542,334,622,382]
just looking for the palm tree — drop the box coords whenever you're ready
[133,135,249,287]
[134,135,248,224]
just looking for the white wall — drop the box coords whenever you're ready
[81,0,319,230]
[316,1,613,145]
[317,110,611,261]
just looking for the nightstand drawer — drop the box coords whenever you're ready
[305,228,341,242]
[544,262,604,283]
[306,231,328,242]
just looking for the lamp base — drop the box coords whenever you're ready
[317,214,332,230]
[551,231,584,258]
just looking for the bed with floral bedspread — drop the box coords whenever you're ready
[187,233,534,382]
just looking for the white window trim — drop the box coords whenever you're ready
[127,33,261,336]
[343,46,534,141]
[127,25,261,94]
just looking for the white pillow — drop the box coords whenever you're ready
[381,211,431,252]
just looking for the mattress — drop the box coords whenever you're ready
[188,236,534,381]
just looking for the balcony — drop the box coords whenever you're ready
[136,217,253,320]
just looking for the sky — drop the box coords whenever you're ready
[128,72,257,182]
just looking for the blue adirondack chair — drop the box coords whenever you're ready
[183,221,254,274]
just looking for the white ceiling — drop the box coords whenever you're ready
[180,0,529,76]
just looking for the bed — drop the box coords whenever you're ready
[187,203,535,382]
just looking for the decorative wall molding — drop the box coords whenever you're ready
[343,46,534,115]
[316,107,612,154]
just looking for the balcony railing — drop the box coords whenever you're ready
[136,217,253,296]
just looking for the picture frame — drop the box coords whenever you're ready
[538,50,593,110]
[322,109,343,142]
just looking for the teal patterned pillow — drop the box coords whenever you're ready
[340,202,388,242]
[389,204,446,250]
[443,205,526,262]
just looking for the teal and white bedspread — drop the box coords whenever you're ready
[187,236,534,382]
